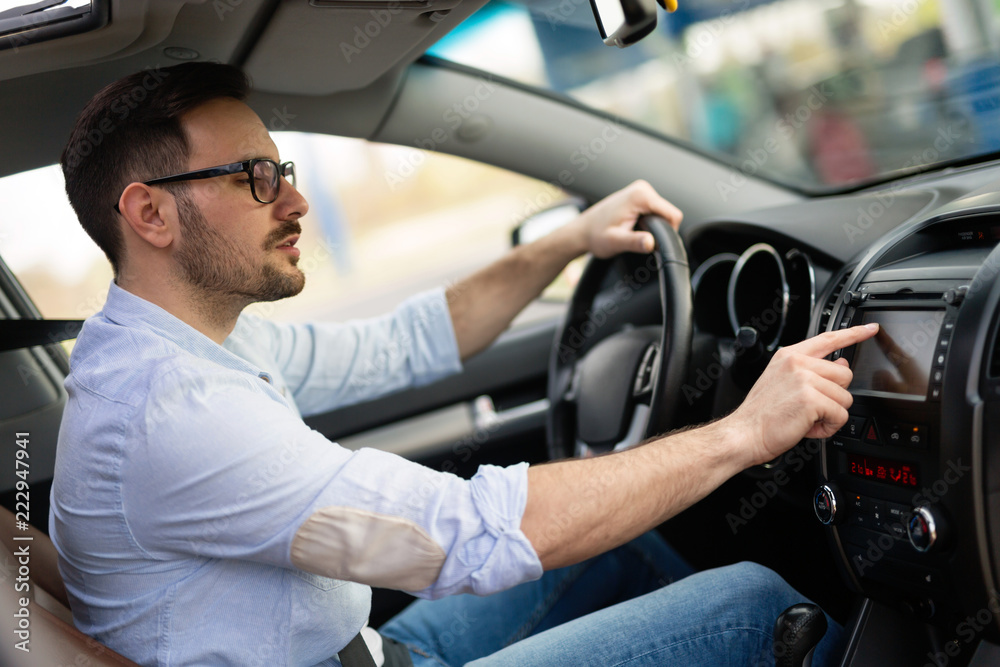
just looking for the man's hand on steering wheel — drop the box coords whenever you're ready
[567,180,684,259]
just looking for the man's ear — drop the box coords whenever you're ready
[117,183,176,250]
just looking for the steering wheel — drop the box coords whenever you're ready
[547,215,693,459]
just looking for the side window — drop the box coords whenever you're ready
[0,134,571,338]
[0,164,112,323]
[257,132,570,325]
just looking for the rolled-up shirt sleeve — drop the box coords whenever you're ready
[228,288,462,417]
[124,365,542,599]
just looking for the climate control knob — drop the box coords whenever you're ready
[908,506,945,553]
[814,484,841,525]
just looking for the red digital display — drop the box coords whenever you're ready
[847,453,918,487]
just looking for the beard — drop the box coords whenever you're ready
[173,190,305,304]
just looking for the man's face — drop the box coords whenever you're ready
[170,97,309,304]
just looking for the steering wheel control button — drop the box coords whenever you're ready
[632,344,659,397]
[814,484,839,525]
[934,352,946,367]
[862,420,882,446]
[908,507,938,553]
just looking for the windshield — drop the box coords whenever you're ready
[430,0,1000,191]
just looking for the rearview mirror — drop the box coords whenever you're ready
[590,0,657,48]
[511,199,585,247]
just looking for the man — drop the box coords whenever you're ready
[52,62,874,666]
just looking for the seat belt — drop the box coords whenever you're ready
[338,632,378,667]
[0,318,83,352]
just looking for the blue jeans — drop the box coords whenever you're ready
[379,531,845,667]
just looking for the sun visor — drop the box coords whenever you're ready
[244,0,487,95]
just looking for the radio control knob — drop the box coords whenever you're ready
[814,484,841,525]
[908,506,946,553]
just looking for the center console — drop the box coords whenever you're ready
[813,209,1000,641]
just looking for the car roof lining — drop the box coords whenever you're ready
[0,0,499,179]
[0,0,488,91]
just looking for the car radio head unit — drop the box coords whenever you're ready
[848,309,945,401]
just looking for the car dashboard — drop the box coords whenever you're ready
[680,161,1000,663]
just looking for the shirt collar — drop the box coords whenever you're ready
[101,281,266,379]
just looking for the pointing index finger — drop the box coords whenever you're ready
[794,323,879,359]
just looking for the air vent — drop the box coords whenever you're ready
[867,291,944,301]
[818,270,851,332]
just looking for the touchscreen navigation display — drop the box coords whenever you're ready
[849,309,944,399]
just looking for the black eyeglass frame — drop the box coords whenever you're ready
[113,158,295,212]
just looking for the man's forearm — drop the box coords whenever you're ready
[520,419,749,570]
[445,181,681,360]
[447,224,586,360]
[519,324,877,571]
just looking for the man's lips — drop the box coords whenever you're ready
[276,235,300,258]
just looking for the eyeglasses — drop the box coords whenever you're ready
[113,158,295,211]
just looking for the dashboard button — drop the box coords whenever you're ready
[943,320,955,333]
[931,368,944,384]
[863,420,882,446]
[888,423,927,447]
[871,500,885,529]
[887,503,910,521]
[838,415,866,440]
[850,496,873,529]
[938,337,950,350]
[885,506,911,538]
[905,425,927,448]
[934,352,946,367]
[930,385,942,400]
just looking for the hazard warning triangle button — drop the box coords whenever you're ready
[863,420,882,446]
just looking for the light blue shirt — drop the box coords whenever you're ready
[50,282,543,666]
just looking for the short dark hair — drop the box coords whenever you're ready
[61,62,251,276]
